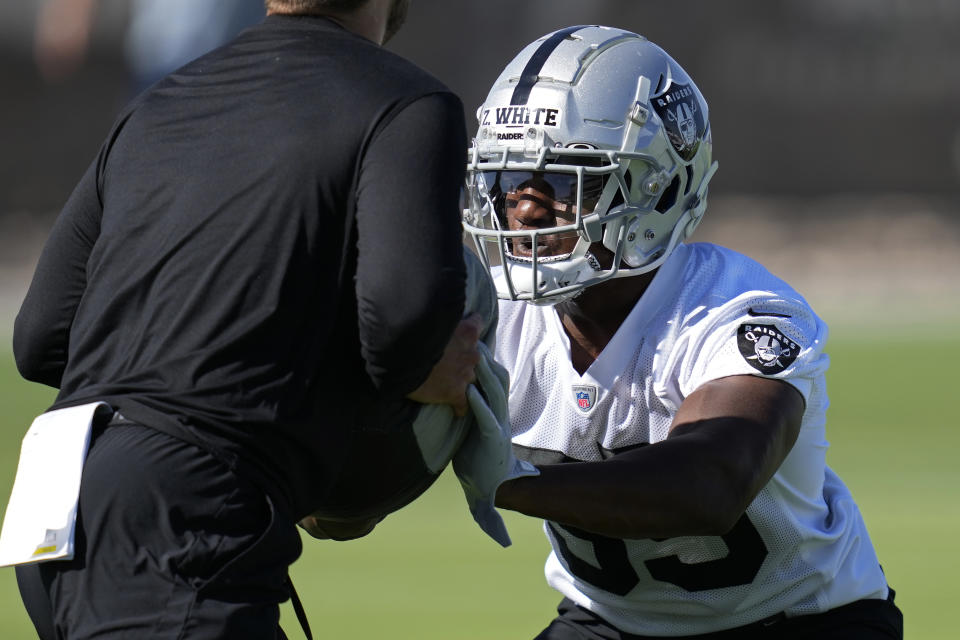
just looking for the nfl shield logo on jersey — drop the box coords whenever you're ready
[572,385,597,413]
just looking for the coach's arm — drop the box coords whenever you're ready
[14,158,102,388]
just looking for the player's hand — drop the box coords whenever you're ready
[406,313,483,417]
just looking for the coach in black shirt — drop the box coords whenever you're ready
[13,1,473,637]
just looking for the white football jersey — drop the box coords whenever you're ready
[495,242,888,636]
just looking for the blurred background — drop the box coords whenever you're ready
[2,0,959,332]
[1,1,958,638]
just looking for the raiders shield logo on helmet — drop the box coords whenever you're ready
[651,83,706,161]
[737,324,801,374]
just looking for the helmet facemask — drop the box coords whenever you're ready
[465,148,637,304]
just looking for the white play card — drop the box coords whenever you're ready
[0,402,108,567]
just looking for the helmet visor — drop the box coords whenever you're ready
[469,170,604,261]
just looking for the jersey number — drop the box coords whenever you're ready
[549,514,768,595]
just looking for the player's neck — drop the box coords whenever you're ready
[556,272,655,374]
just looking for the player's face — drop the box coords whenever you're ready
[484,171,598,259]
[504,184,579,258]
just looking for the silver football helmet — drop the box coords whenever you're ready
[463,26,718,305]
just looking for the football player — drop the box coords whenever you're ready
[463,26,903,639]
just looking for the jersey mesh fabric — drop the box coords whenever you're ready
[496,242,887,636]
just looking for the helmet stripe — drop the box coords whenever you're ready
[510,25,591,106]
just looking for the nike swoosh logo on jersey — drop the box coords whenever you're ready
[747,308,792,318]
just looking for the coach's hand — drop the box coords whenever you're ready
[407,313,483,417]
[298,514,383,541]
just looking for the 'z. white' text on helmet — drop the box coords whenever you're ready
[463,26,718,305]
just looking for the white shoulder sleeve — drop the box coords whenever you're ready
[676,291,830,402]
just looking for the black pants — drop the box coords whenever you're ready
[17,423,302,639]
[535,592,903,640]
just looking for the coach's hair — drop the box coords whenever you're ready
[265,0,371,13]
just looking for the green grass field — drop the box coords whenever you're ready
[1,329,957,638]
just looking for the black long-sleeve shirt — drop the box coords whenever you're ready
[13,15,467,518]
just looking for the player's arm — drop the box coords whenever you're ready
[495,374,804,539]
[354,91,470,405]
[14,157,103,388]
